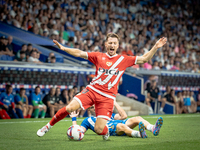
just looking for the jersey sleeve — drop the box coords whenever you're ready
[81,118,90,131]
[87,52,100,65]
[123,55,137,68]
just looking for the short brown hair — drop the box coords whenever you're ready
[106,33,120,42]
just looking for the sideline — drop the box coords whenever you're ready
[0,114,199,124]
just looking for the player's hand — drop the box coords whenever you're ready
[53,40,65,51]
[70,111,79,118]
[155,37,167,48]
[3,104,8,109]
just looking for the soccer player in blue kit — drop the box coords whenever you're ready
[70,102,163,139]
[0,85,18,119]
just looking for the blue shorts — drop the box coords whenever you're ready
[107,119,128,136]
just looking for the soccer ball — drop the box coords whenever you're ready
[67,125,84,141]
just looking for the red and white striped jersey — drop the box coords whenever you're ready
[86,52,137,99]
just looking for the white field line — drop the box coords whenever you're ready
[0,114,199,124]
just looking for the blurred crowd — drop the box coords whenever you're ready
[145,79,200,115]
[0,35,57,63]
[0,84,93,119]
[0,0,200,72]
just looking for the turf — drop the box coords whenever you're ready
[0,114,200,150]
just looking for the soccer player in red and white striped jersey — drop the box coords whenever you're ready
[37,33,167,140]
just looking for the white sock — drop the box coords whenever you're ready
[131,131,141,138]
[47,123,52,129]
[160,107,163,112]
[147,124,154,132]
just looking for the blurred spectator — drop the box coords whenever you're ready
[55,87,65,107]
[145,80,165,114]
[175,91,184,114]
[164,89,176,104]
[0,36,14,57]
[7,36,14,52]
[42,87,63,117]
[60,89,69,104]
[68,88,74,102]
[14,88,33,118]
[50,56,56,63]
[73,86,78,96]
[0,85,18,119]
[30,86,46,118]
[197,89,200,107]
[16,44,27,61]
[0,0,199,70]
[189,91,197,113]
[46,52,55,63]
[28,50,42,63]
[14,51,26,62]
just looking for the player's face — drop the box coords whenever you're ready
[35,87,40,94]
[20,90,25,96]
[7,87,13,94]
[105,37,119,56]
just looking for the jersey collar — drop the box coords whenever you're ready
[106,53,118,58]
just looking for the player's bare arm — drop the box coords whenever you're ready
[53,40,87,59]
[136,37,167,64]
[69,111,79,125]
[114,101,127,120]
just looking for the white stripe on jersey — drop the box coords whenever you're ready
[100,56,124,85]
[135,56,138,64]
[91,56,125,90]
[74,97,85,110]
[97,115,111,120]
[87,85,116,100]
[88,117,95,127]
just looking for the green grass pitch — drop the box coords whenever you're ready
[0,114,200,150]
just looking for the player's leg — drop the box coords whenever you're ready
[15,105,24,118]
[152,117,163,136]
[159,97,166,113]
[33,105,40,118]
[22,105,27,118]
[37,88,94,137]
[190,101,197,113]
[146,98,153,114]
[2,109,11,119]
[39,105,46,118]
[49,105,55,118]
[125,116,151,129]
[27,105,33,118]
[125,116,156,134]
[116,123,147,138]
[95,118,108,135]
[0,108,7,119]
[94,96,114,140]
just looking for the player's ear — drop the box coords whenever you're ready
[105,41,107,47]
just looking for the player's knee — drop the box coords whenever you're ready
[135,116,142,121]
[94,126,104,134]
[66,105,75,113]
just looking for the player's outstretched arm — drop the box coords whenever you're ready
[70,111,79,125]
[53,40,88,59]
[136,37,167,64]
[114,101,127,120]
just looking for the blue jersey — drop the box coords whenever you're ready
[81,116,96,133]
[111,113,116,120]
[14,94,26,104]
[30,93,42,105]
[0,92,14,107]
[81,114,128,136]
[107,119,128,136]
